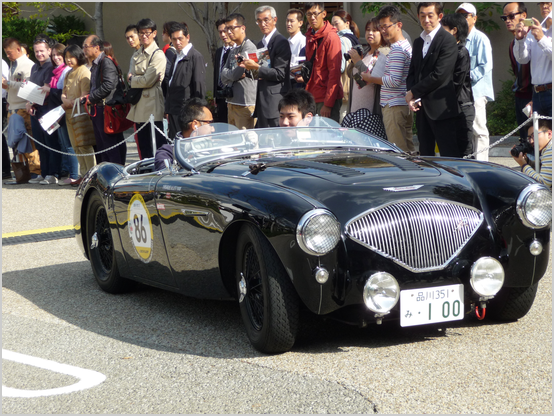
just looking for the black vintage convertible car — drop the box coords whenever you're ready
[74,123,552,353]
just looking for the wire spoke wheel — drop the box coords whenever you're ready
[236,223,299,354]
[86,191,134,294]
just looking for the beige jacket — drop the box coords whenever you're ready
[6,54,35,110]
[127,42,166,123]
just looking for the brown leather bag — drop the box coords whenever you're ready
[11,154,31,184]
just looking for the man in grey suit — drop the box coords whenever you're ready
[238,5,291,128]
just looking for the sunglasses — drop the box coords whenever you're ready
[500,12,523,21]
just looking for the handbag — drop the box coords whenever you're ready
[301,38,323,84]
[341,107,387,141]
[104,103,134,134]
[11,154,31,184]
[70,99,96,147]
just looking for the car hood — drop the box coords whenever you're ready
[211,151,480,219]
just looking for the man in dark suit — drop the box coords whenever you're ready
[238,5,291,127]
[213,18,235,123]
[164,22,206,139]
[406,2,461,157]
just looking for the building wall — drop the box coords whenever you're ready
[15,2,543,98]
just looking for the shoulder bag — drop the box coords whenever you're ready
[101,56,134,134]
[301,38,323,84]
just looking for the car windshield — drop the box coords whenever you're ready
[174,121,399,170]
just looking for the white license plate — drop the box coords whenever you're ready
[400,284,464,327]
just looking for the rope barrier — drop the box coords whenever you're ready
[463,113,552,159]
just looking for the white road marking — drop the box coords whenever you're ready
[2,349,106,398]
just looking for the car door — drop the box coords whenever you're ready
[111,171,176,289]
[155,173,233,299]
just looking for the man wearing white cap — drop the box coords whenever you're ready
[456,3,494,161]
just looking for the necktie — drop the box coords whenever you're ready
[219,47,230,88]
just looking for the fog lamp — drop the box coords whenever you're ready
[470,257,504,297]
[314,267,329,284]
[363,272,400,314]
[529,239,543,256]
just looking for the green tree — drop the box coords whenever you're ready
[361,2,504,33]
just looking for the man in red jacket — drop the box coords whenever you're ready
[302,2,343,122]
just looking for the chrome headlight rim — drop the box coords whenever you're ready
[516,183,552,229]
[470,257,505,297]
[296,209,341,256]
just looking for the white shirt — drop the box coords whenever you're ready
[262,28,277,49]
[288,31,306,65]
[420,24,441,58]
[514,26,552,86]
[169,43,193,86]
[2,59,9,100]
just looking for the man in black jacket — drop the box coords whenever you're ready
[238,5,291,127]
[85,34,127,165]
[164,22,206,139]
[213,18,235,123]
[406,2,461,157]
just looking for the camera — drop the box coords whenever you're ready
[217,85,234,99]
[510,140,534,157]
[345,45,364,61]
[236,55,245,64]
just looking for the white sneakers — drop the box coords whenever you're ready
[39,175,58,185]
[28,175,44,184]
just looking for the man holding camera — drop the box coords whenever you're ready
[220,13,258,129]
[511,119,552,189]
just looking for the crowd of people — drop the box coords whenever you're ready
[2,2,552,188]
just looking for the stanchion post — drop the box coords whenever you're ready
[532,111,540,175]
[150,114,156,157]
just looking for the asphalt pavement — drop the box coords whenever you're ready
[2,152,552,414]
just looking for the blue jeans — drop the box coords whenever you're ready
[57,121,79,179]
[31,115,61,178]
[532,88,552,118]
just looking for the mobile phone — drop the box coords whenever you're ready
[523,18,534,26]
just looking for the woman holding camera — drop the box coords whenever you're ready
[331,10,360,122]
[346,18,389,114]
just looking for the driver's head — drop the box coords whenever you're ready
[278,89,316,127]
[179,98,214,138]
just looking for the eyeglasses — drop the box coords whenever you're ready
[197,119,214,125]
[377,22,397,31]
[82,44,91,49]
[256,17,274,25]
[500,12,522,21]
[458,12,473,18]
[527,130,549,140]
[138,31,154,38]
[306,10,324,19]
[225,25,242,32]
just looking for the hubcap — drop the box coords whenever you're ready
[238,273,247,303]
[95,207,113,274]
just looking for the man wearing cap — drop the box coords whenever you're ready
[513,2,552,117]
[456,3,494,162]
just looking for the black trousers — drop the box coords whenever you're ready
[457,103,475,158]
[167,113,181,140]
[215,97,228,123]
[136,121,167,160]
[416,107,461,158]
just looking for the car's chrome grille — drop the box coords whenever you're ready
[346,199,484,272]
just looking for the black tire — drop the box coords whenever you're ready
[86,191,133,294]
[236,223,299,354]
[488,283,539,321]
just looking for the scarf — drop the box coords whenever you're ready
[50,64,68,88]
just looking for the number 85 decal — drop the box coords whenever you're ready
[128,194,154,263]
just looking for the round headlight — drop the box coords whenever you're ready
[363,272,400,314]
[296,209,341,256]
[470,257,505,297]
[516,184,552,229]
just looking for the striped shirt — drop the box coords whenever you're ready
[522,140,552,189]
[380,39,412,108]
